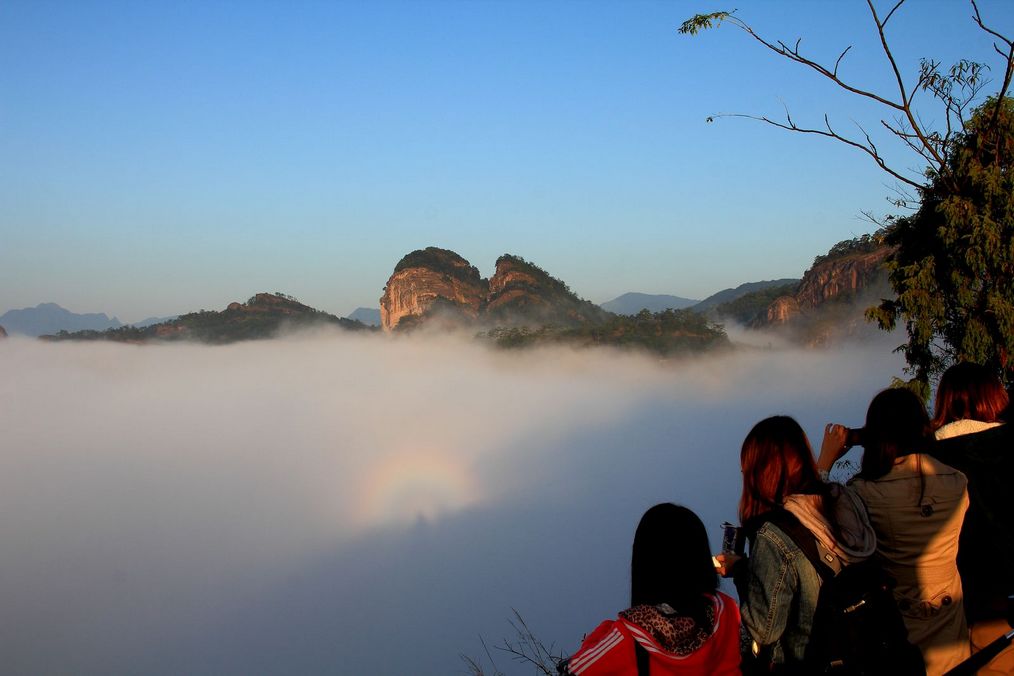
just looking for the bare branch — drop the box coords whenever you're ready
[681,0,1013,198]
[968,0,1014,152]
[885,181,918,210]
[881,0,906,28]
[486,609,564,675]
[995,41,1014,102]
[972,0,1014,49]
[834,45,853,78]
[710,111,924,189]
[907,67,935,108]
[866,0,949,176]
[719,14,906,112]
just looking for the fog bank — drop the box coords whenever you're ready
[0,332,904,674]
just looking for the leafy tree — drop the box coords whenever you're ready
[482,308,729,355]
[393,247,484,285]
[680,1,1014,389]
[811,231,889,269]
[868,97,1014,387]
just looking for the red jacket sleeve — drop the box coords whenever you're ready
[563,620,632,675]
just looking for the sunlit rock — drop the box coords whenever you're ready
[379,247,487,332]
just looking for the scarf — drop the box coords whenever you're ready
[783,483,876,564]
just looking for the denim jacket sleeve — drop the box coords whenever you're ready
[738,524,800,651]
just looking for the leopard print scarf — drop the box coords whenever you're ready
[619,600,715,656]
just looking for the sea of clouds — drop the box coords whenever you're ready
[0,329,904,674]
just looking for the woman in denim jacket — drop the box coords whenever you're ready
[716,416,876,674]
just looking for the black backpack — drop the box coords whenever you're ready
[761,510,925,675]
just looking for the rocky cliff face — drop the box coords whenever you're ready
[486,257,541,307]
[379,249,608,331]
[485,254,609,327]
[765,296,800,324]
[380,248,487,331]
[756,245,894,346]
[795,247,893,312]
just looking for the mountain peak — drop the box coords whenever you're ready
[600,293,700,315]
[0,303,122,337]
[43,292,368,344]
[380,249,609,331]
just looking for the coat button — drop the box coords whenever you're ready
[921,504,934,517]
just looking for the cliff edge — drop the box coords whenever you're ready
[380,247,487,331]
[379,249,608,331]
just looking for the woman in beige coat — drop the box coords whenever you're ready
[823,388,970,675]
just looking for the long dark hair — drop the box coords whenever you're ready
[859,388,931,480]
[739,416,825,523]
[932,362,1009,429]
[630,503,718,629]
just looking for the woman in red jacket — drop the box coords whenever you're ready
[560,503,741,675]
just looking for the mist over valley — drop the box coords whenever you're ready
[6,1,1010,672]
[0,330,903,674]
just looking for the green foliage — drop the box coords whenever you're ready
[678,12,732,36]
[681,2,1014,386]
[869,97,1014,386]
[482,308,729,355]
[811,230,890,269]
[484,254,612,327]
[45,293,371,344]
[495,254,572,297]
[393,247,483,285]
[714,282,798,325]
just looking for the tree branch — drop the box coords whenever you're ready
[834,45,853,78]
[709,111,924,189]
[720,14,907,112]
[881,0,906,27]
[866,0,951,181]
[681,1,1012,197]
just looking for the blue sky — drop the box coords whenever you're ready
[2,0,1011,322]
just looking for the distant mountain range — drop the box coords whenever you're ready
[692,279,802,313]
[4,236,893,350]
[599,293,700,315]
[375,248,728,354]
[347,307,381,326]
[0,303,122,337]
[0,304,180,336]
[43,293,370,344]
[131,315,178,329]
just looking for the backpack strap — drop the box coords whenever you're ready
[760,509,837,582]
[634,639,650,676]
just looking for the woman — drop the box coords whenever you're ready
[719,416,876,673]
[560,503,740,675]
[931,363,1010,674]
[932,361,1008,440]
[825,388,970,675]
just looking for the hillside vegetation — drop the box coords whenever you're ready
[483,308,729,355]
[44,293,369,344]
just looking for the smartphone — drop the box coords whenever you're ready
[721,522,739,554]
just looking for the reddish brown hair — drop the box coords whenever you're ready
[739,416,823,523]
[932,362,1009,429]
